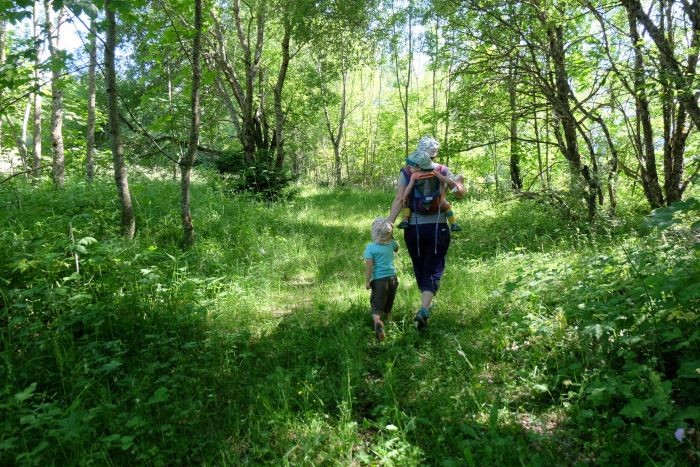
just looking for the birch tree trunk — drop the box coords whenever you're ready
[181,0,202,247]
[20,99,31,171]
[44,0,66,188]
[86,18,97,182]
[32,0,42,180]
[105,0,135,239]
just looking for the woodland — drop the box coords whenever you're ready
[0,0,699,464]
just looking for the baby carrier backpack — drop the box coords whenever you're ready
[402,165,447,214]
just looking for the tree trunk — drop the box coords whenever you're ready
[32,0,42,180]
[626,6,665,208]
[0,19,5,153]
[548,26,581,172]
[210,2,265,163]
[86,18,97,182]
[322,65,348,186]
[547,24,596,220]
[181,0,202,247]
[532,93,546,189]
[432,18,438,137]
[20,98,31,171]
[622,0,700,131]
[392,1,412,157]
[273,19,291,169]
[44,0,65,188]
[237,0,264,162]
[508,58,522,191]
[105,0,135,239]
[661,0,696,203]
[443,28,454,167]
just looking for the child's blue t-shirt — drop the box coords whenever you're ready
[363,240,398,280]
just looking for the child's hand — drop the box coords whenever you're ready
[365,281,371,289]
[432,169,447,181]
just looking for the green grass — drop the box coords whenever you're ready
[1,174,698,465]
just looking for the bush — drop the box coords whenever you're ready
[212,150,297,201]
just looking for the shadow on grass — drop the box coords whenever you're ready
[87,300,569,465]
[0,183,583,464]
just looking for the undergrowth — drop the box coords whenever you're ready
[0,175,697,465]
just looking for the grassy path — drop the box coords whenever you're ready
[1,180,696,465]
[201,187,584,464]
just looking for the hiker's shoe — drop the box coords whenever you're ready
[374,322,385,341]
[398,220,409,229]
[413,308,430,331]
[450,223,462,232]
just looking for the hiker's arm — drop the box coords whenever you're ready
[434,170,465,199]
[402,178,416,204]
[364,259,373,289]
[389,183,407,224]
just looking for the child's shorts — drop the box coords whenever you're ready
[370,275,398,315]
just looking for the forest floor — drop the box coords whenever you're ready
[1,176,698,465]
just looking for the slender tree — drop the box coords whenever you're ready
[181,0,202,247]
[390,0,413,156]
[86,16,97,182]
[0,19,5,153]
[105,0,135,239]
[508,53,522,191]
[626,6,664,207]
[32,0,43,180]
[210,0,265,163]
[44,0,66,187]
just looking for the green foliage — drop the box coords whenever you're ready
[1,178,698,464]
[212,150,298,201]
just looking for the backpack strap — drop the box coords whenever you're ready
[400,166,413,184]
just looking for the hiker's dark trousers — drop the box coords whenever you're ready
[404,223,451,294]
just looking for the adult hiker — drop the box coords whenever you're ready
[388,139,465,330]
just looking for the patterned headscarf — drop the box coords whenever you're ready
[371,217,393,244]
[417,136,440,158]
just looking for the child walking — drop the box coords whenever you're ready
[363,217,399,341]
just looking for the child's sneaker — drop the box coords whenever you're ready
[374,322,385,341]
[398,220,409,229]
[413,307,430,331]
[450,223,462,232]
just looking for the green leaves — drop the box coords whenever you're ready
[642,198,699,231]
[13,383,37,403]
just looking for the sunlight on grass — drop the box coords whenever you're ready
[1,179,697,465]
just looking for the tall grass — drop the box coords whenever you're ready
[0,174,697,465]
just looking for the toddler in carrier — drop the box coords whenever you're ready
[398,139,463,231]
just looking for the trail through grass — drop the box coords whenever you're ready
[1,177,697,465]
